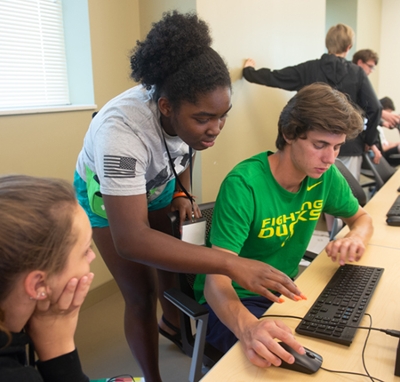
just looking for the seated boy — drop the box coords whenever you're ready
[194,82,373,368]
[376,96,400,167]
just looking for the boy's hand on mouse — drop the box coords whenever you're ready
[239,318,305,368]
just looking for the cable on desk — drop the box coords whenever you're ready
[319,366,383,382]
[259,313,386,382]
[360,314,376,382]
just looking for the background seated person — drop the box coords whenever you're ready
[380,96,400,129]
[376,96,400,167]
[0,175,94,382]
[194,83,373,369]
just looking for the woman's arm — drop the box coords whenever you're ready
[103,193,304,302]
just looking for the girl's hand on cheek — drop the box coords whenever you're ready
[26,272,94,361]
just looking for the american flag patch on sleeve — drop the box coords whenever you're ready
[104,155,137,178]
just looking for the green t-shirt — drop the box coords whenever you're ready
[194,151,359,304]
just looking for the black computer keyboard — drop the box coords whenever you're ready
[387,195,400,217]
[295,264,384,346]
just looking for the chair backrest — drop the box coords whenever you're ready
[362,152,396,191]
[334,158,367,207]
[167,201,222,368]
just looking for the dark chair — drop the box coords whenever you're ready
[164,202,223,382]
[335,158,367,207]
[361,152,396,195]
[330,158,368,239]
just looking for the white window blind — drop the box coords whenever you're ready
[0,0,70,111]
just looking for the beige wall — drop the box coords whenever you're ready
[379,0,400,109]
[138,0,196,39]
[1,0,398,290]
[197,0,326,201]
[356,0,382,92]
[89,0,140,109]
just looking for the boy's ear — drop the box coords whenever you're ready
[283,134,292,145]
[24,271,48,300]
[158,97,172,117]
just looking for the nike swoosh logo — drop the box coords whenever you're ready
[307,181,323,191]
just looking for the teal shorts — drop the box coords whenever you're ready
[74,171,109,228]
[73,171,175,228]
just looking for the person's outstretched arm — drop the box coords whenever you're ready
[242,58,305,91]
[103,193,304,303]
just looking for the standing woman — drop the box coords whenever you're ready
[0,175,95,381]
[74,11,302,382]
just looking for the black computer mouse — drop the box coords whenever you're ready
[276,342,323,374]
[386,216,400,226]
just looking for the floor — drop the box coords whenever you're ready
[76,292,192,382]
